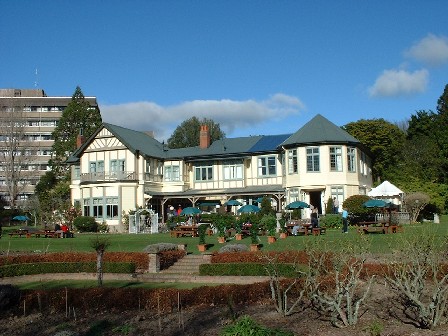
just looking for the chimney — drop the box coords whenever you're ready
[199,125,210,149]
[76,129,85,148]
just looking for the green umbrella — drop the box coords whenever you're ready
[180,207,201,216]
[225,200,243,206]
[285,201,310,210]
[237,204,260,213]
[363,199,390,208]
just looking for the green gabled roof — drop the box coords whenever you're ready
[103,123,165,158]
[66,123,166,164]
[280,114,360,147]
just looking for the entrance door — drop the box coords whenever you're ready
[309,191,322,214]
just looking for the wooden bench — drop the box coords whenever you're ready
[8,231,28,238]
[312,227,326,236]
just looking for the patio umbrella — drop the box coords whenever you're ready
[225,200,243,206]
[363,199,390,208]
[180,207,201,216]
[285,201,310,210]
[237,204,260,213]
[12,215,30,221]
[363,199,392,225]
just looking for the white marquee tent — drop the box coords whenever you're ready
[368,180,404,205]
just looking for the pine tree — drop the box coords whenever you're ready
[50,86,102,178]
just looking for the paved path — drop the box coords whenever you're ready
[0,272,270,285]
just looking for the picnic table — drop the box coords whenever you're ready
[8,229,68,238]
[170,225,199,237]
[356,221,404,234]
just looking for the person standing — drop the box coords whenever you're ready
[333,197,339,214]
[342,208,348,233]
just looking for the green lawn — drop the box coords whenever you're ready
[1,217,447,255]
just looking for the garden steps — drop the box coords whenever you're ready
[160,253,212,275]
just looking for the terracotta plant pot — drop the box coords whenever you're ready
[250,244,259,252]
[235,233,243,240]
[279,232,287,239]
[218,236,226,244]
[267,236,276,244]
[197,244,207,252]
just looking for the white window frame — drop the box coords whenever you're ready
[223,159,243,180]
[306,147,320,172]
[288,149,298,174]
[258,156,276,177]
[194,161,213,181]
[330,146,343,172]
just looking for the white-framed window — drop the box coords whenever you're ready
[258,156,276,176]
[83,199,90,216]
[90,161,104,173]
[92,198,103,218]
[331,186,344,209]
[330,146,343,172]
[347,147,356,172]
[73,166,80,179]
[110,159,125,176]
[106,197,119,219]
[223,159,243,180]
[194,161,213,181]
[288,149,298,174]
[165,164,180,181]
[360,152,367,175]
[306,147,320,172]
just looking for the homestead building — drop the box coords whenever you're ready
[68,114,373,232]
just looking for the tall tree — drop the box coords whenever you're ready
[342,119,405,182]
[0,99,33,208]
[406,84,448,183]
[51,86,102,178]
[167,116,225,149]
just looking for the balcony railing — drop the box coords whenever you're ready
[80,171,137,183]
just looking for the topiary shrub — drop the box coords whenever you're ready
[343,195,375,224]
[73,216,98,232]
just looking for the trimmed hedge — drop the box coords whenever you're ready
[0,262,136,277]
[199,262,307,277]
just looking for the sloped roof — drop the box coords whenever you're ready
[103,123,165,158]
[281,114,360,147]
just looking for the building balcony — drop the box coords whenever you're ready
[80,171,137,183]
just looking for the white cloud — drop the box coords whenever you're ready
[404,34,448,66]
[368,69,428,97]
[100,94,305,141]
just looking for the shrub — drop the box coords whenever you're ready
[0,262,136,277]
[200,262,303,277]
[319,214,341,228]
[220,315,294,336]
[73,216,98,232]
[197,224,208,245]
[260,214,277,236]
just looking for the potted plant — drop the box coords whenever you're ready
[260,214,277,243]
[235,218,243,240]
[278,218,288,238]
[249,223,259,251]
[197,224,208,252]
[215,216,227,243]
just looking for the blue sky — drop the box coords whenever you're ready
[1,1,447,141]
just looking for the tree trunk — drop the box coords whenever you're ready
[97,249,104,287]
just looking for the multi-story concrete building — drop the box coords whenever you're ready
[0,88,99,205]
[68,114,373,232]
